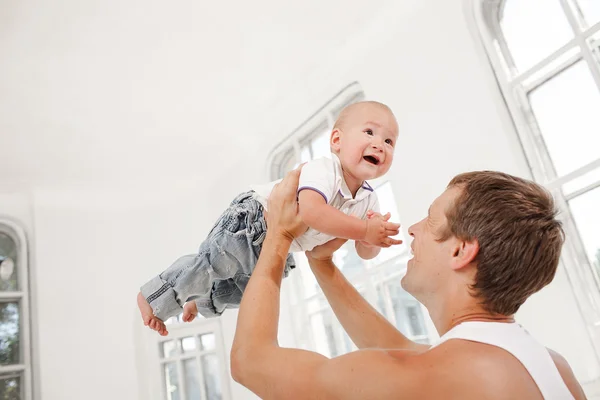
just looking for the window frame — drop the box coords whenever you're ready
[265,82,366,181]
[140,317,232,400]
[0,218,33,400]
[469,0,600,363]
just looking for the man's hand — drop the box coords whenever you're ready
[362,211,402,248]
[266,166,308,241]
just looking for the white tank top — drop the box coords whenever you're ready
[434,321,574,400]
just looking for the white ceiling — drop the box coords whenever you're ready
[0,0,394,189]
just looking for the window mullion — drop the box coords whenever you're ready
[586,20,600,37]
[520,50,582,92]
[0,365,26,374]
[196,355,208,400]
[559,0,600,93]
[511,85,557,184]
[565,179,600,201]
[0,292,24,300]
[490,18,518,75]
[176,358,187,400]
[511,38,580,87]
[546,157,600,191]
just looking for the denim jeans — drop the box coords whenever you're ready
[140,191,296,320]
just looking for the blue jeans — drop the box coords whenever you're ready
[140,191,296,320]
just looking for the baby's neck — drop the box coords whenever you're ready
[341,169,363,197]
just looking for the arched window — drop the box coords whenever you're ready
[0,220,33,399]
[471,0,600,389]
[268,83,438,357]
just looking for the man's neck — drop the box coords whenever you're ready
[427,290,515,336]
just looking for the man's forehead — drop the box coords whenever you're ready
[431,187,461,214]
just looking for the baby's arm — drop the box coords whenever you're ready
[354,211,396,259]
[298,190,367,240]
[298,191,401,248]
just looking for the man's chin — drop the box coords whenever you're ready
[400,274,410,291]
[401,272,418,296]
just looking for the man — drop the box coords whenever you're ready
[231,167,585,399]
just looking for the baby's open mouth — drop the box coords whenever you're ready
[363,155,380,165]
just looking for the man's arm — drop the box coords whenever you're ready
[355,240,381,259]
[230,168,424,399]
[306,239,429,352]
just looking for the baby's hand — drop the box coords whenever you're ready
[363,211,402,248]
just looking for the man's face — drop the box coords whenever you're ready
[402,187,462,301]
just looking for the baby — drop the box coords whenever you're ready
[138,101,402,335]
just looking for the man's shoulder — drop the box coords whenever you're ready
[547,348,586,399]
[382,340,546,399]
[406,340,584,399]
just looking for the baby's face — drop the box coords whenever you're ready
[332,104,398,181]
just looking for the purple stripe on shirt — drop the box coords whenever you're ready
[298,186,328,203]
[362,182,374,192]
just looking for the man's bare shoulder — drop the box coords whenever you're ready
[313,342,584,399]
[379,340,545,399]
[383,340,586,399]
[548,348,586,399]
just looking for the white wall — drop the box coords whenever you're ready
[1,0,598,399]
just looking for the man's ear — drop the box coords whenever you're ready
[450,238,479,271]
[331,129,342,153]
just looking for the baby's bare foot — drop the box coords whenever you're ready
[137,292,168,336]
[182,301,198,323]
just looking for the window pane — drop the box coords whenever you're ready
[201,354,222,400]
[334,241,367,281]
[199,334,215,351]
[376,286,388,317]
[161,341,177,358]
[310,131,332,160]
[501,0,573,72]
[300,146,311,164]
[183,358,201,400]
[181,337,196,353]
[0,302,20,366]
[528,62,600,176]
[164,363,180,400]
[281,150,298,176]
[0,234,18,292]
[568,186,600,282]
[0,374,21,400]
[310,311,334,358]
[294,254,318,299]
[575,0,600,27]
[165,313,184,326]
[371,182,407,264]
[386,281,429,342]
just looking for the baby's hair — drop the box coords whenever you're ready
[333,101,394,131]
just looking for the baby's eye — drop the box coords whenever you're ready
[385,139,394,145]
[365,129,373,135]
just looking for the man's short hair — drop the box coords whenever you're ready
[442,171,564,315]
